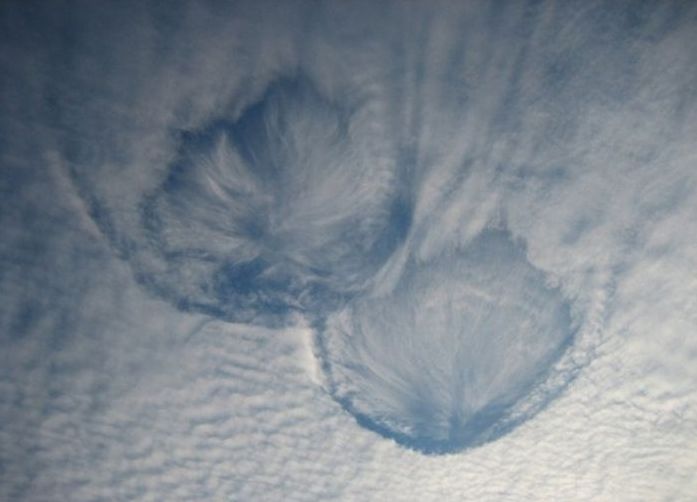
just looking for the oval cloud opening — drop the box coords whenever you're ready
[318,230,575,454]
[136,77,407,323]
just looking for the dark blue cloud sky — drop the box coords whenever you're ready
[2,1,697,499]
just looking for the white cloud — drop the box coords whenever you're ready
[1,0,696,500]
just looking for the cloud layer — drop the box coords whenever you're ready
[1,0,697,500]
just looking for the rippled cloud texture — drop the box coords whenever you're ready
[2,1,697,500]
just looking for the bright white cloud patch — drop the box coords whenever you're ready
[1,0,697,500]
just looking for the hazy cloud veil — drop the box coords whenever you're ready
[1,1,697,500]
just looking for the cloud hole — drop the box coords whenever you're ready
[317,230,576,454]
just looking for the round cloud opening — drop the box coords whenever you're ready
[318,230,575,454]
[134,77,408,323]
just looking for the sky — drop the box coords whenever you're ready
[1,0,697,500]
